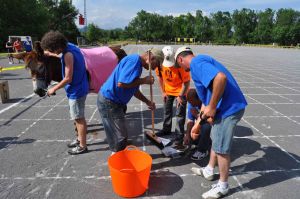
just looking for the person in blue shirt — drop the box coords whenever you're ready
[175,46,247,199]
[184,88,211,161]
[23,36,33,52]
[97,49,164,154]
[41,31,89,155]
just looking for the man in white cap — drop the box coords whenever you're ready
[174,46,247,199]
[155,46,190,148]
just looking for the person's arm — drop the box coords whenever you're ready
[184,120,194,145]
[117,75,154,88]
[134,89,155,110]
[191,104,207,139]
[47,52,73,95]
[191,116,202,140]
[203,72,227,124]
[44,50,61,58]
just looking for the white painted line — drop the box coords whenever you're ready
[2,116,300,122]
[234,135,300,139]
[242,118,300,164]
[248,103,300,105]
[16,103,165,108]
[1,168,299,181]
[45,157,71,198]
[245,94,300,126]
[246,94,300,95]
[220,59,300,94]
[88,108,98,123]
[244,116,300,118]
[2,135,300,144]
[0,93,35,115]
[240,87,300,89]
[0,97,66,152]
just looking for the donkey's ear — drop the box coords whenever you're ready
[109,45,127,63]
[34,41,44,55]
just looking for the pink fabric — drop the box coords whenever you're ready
[80,47,118,93]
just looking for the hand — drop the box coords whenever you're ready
[191,131,200,140]
[176,96,184,108]
[142,75,154,85]
[191,117,201,140]
[44,50,52,56]
[47,87,56,96]
[203,105,216,125]
[162,93,167,103]
[146,100,156,110]
[183,132,191,146]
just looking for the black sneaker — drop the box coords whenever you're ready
[155,130,172,137]
[67,139,80,148]
[68,146,88,155]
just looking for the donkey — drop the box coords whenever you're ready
[23,41,127,97]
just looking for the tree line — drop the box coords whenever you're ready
[86,8,300,46]
[123,8,300,46]
[1,0,299,51]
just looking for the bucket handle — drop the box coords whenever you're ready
[120,168,135,173]
[125,145,139,151]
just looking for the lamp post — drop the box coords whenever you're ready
[84,0,87,29]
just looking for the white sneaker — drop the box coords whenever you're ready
[9,62,12,64]
[191,167,214,181]
[202,184,229,199]
[191,150,208,160]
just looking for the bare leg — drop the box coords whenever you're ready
[208,149,218,168]
[75,118,87,148]
[217,153,231,182]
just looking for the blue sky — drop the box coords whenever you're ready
[73,0,300,29]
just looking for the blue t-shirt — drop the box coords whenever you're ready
[190,55,247,119]
[100,54,142,105]
[61,43,89,99]
[23,40,32,52]
[187,102,200,121]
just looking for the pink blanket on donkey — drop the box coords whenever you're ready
[80,47,118,93]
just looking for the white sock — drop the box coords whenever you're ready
[204,165,214,175]
[218,180,229,189]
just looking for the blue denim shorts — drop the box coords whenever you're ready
[68,95,87,120]
[211,109,245,154]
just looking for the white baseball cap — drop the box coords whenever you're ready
[174,46,193,68]
[162,46,175,67]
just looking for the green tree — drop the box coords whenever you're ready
[211,11,232,43]
[126,10,150,42]
[42,0,80,43]
[253,8,274,44]
[85,23,102,43]
[232,8,257,44]
[194,11,213,43]
[273,8,300,45]
[0,0,50,49]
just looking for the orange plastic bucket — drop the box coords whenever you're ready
[108,145,152,198]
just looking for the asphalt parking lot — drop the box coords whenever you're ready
[0,45,299,199]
